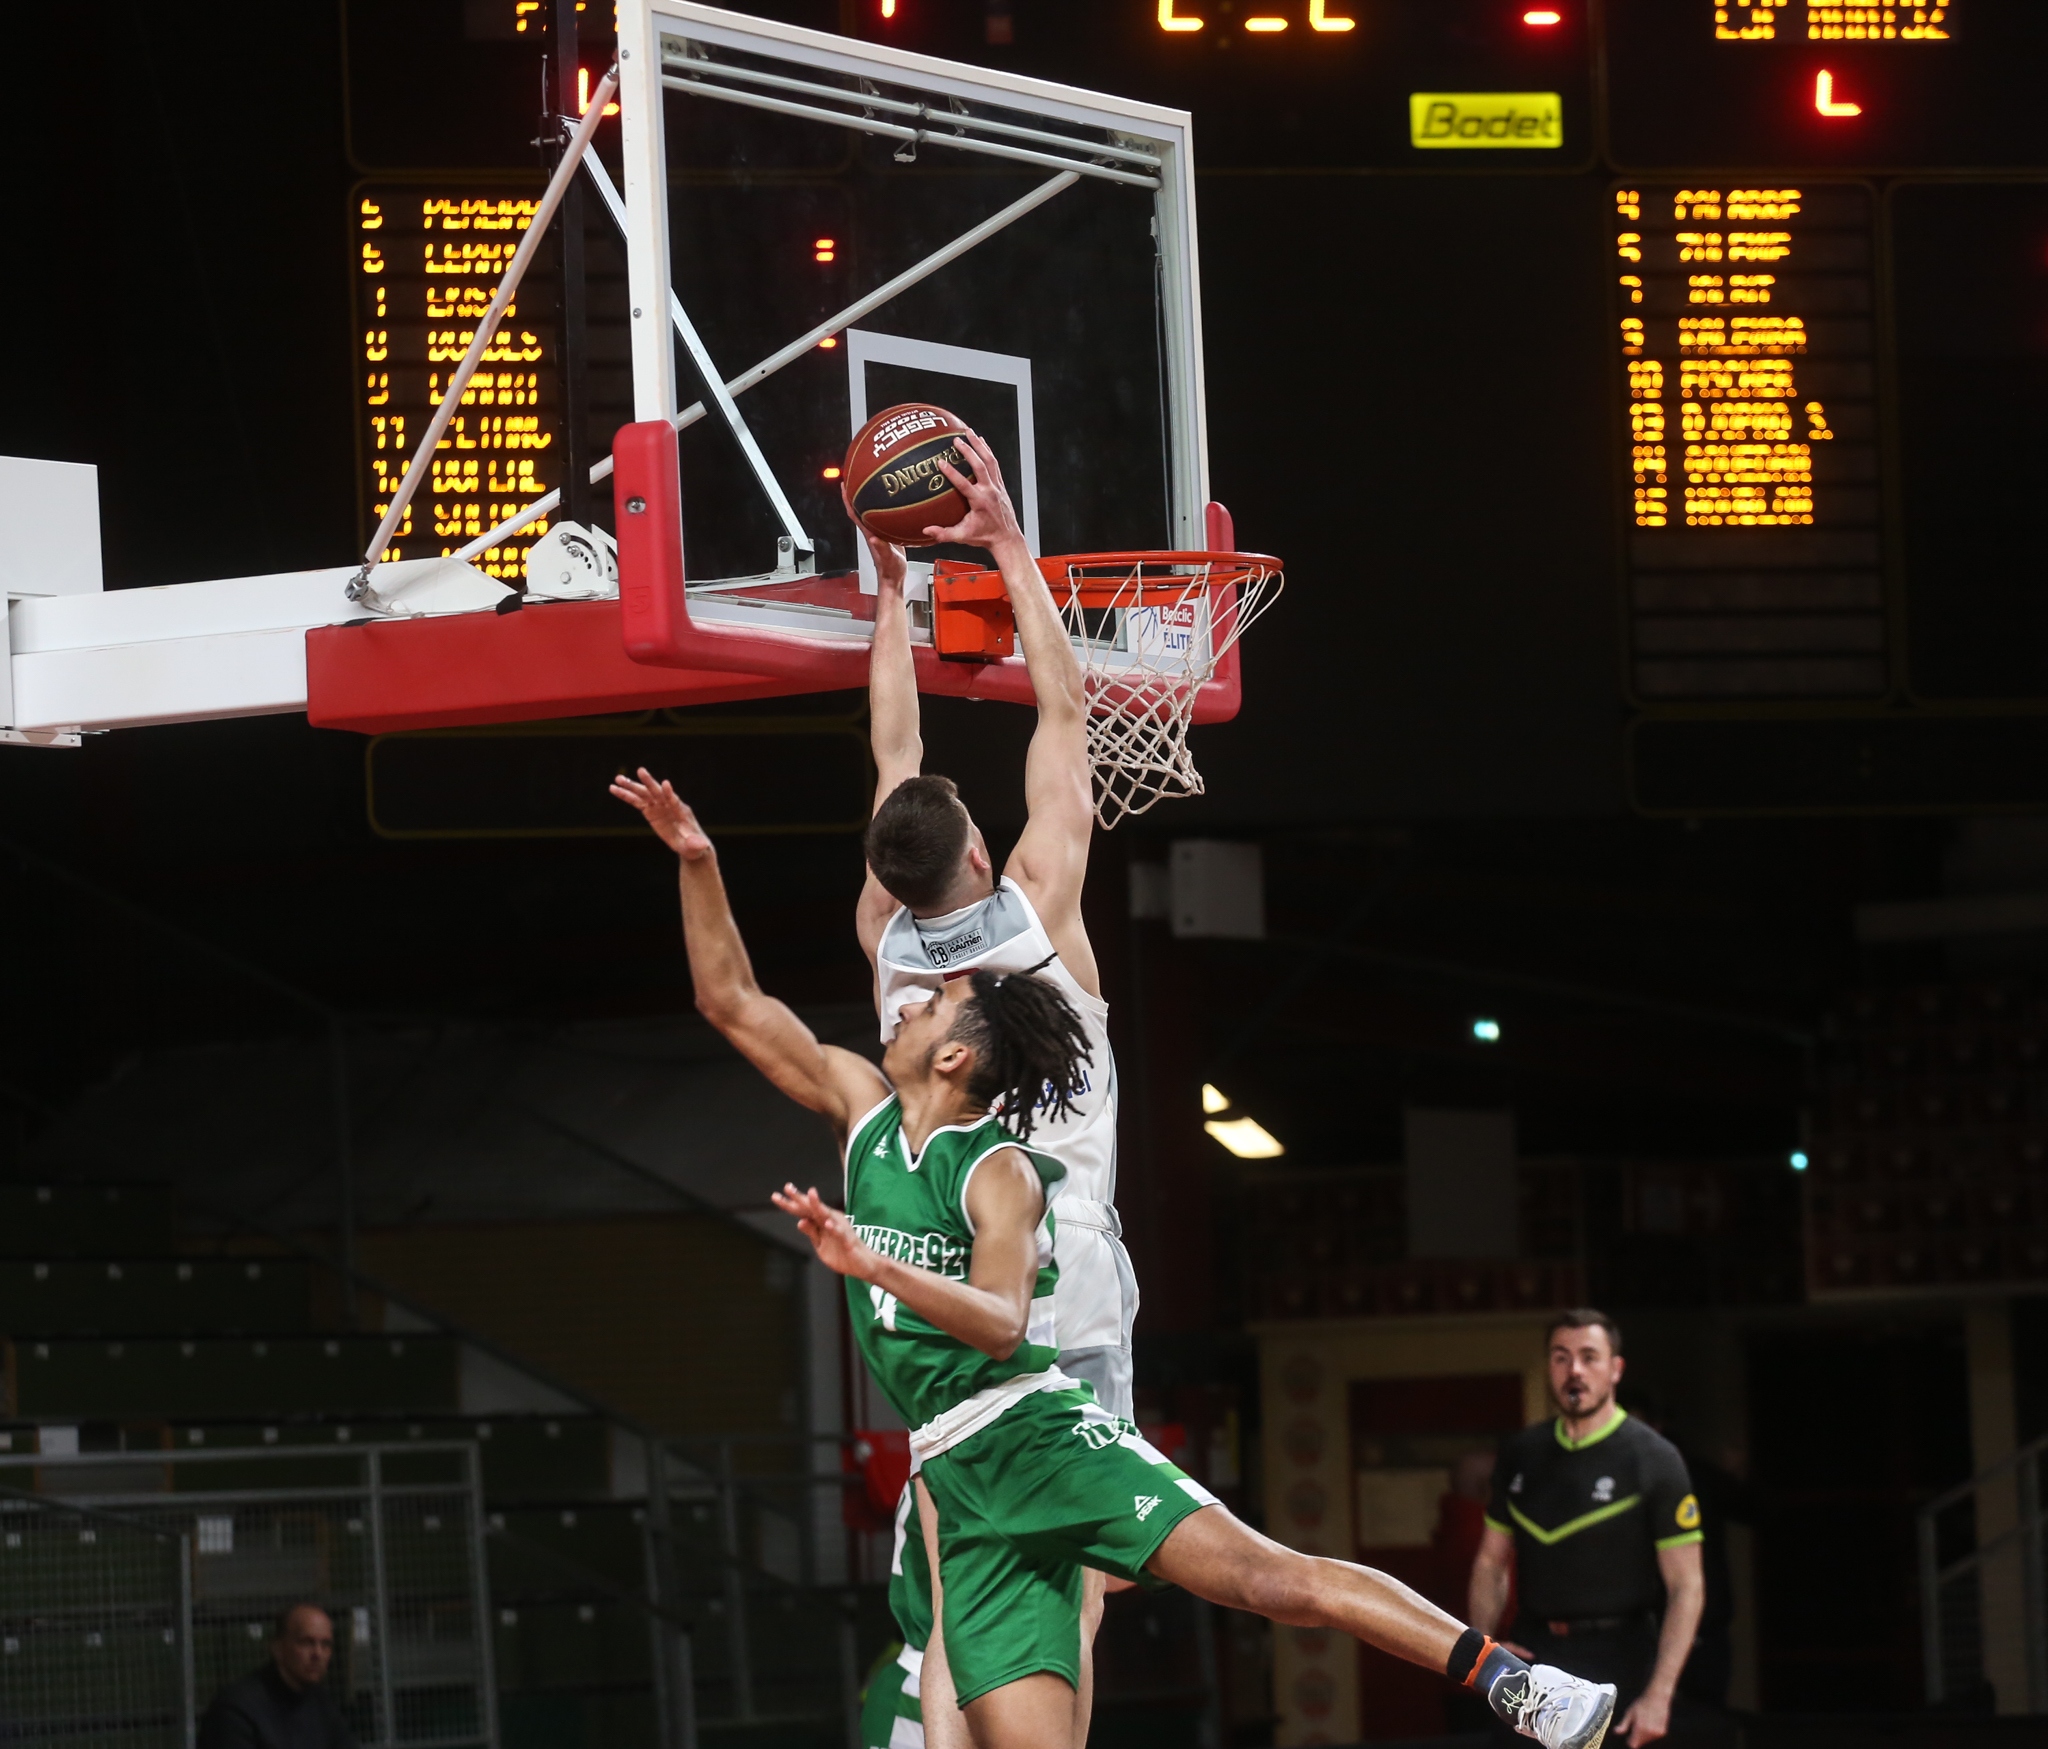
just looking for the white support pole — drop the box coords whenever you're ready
[618,9,678,422]
[581,152,813,557]
[1150,130,1209,550]
[348,66,619,606]
[449,170,1079,568]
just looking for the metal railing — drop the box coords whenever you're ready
[0,1486,194,1749]
[0,1444,497,1749]
[654,1432,882,1735]
[1918,1430,2048,1709]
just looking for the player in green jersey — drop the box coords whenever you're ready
[611,770,1618,1749]
[860,1486,931,1749]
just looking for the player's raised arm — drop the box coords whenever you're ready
[857,532,921,967]
[611,769,887,1137]
[928,432,1099,994]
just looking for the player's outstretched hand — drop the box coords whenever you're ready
[925,430,1024,551]
[771,1183,872,1278]
[609,767,712,860]
[862,530,909,596]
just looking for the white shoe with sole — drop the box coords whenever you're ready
[1492,1664,1618,1749]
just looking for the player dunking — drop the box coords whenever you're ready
[850,431,1130,1749]
[610,773,1617,1749]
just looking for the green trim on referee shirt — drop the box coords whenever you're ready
[1507,1496,1642,1545]
[1553,1406,1628,1451]
[1483,1515,1511,1536]
[1655,1530,1705,1549]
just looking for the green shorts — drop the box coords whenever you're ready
[859,1642,923,1749]
[921,1385,1218,1707]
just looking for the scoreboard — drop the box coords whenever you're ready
[356,189,556,581]
[342,0,2048,808]
[1616,181,1884,704]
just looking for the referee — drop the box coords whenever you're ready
[1467,1311,1705,1748]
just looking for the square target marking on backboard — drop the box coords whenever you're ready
[845,329,1040,590]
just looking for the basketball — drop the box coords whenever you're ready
[842,402,976,546]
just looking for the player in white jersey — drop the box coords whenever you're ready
[852,430,1131,1749]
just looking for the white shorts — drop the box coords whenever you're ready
[1052,1202,1137,1421]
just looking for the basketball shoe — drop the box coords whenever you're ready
[1491,1664,1618,1749]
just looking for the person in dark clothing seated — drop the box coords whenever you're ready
[198,1604,360,1749]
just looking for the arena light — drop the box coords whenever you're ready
[821,466,843,479]
[1201,1083,1230,1114]
[1205,1115,1285,1158]
[1789,1149,1809,1171]
[1472,1017,1502,1043]
[1245,15,1289,29]
[1523,8,1562,22]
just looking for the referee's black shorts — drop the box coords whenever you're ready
[1513,1615,1659,1721]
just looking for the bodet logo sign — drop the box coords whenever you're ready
[1409,91,1564,149]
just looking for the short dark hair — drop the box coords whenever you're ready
[1545,1308,1623,1355]
[948,969,1091,1142]
[866,776,972,909]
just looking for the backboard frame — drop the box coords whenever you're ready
[613,0,1211,552]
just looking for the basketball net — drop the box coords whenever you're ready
[1044,553,1285,830]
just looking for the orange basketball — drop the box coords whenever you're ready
[842,403,975,546]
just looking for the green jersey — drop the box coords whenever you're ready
[844,1094,1066,1450]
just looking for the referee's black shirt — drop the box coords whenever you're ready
[1486,1408,1702,1622]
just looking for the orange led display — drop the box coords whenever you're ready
[1616,187,1875,566]
[1155,1,1365,34]
[1813,70,1863,114]
[1714,0,1948,40]
[356,190,558,580]
[1616,181,1883,702]
[1615,183,1875,530]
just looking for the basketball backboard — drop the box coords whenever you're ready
[612,0,1209,583]
[2,3,1275,811]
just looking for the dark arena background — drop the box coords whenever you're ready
[3,2,2048,1747]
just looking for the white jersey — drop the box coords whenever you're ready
[875,878,1136,1413]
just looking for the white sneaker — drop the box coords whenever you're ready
[1491,1664,1618,1749]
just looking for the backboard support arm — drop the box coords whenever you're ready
[347,65,619,611]
[445,168,1081,569]
[581,152,815,562]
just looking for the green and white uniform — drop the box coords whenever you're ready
[844,1093,1216,1706]
[860,1485,932,1749]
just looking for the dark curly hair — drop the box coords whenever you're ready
[947,967,1091,1141]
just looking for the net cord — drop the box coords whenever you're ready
[1051,558,1285,830]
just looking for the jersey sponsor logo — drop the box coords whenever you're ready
[924,926,986,968]
[1134,1494,1162,1521]
[855,1224,970,1280]
[1592,1475,1616,1503]
[1509,1472,1524,1494]
[1071,1411,1134,1452]
[1675,1492,1701,1530]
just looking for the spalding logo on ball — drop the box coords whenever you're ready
[842,403,976,546]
